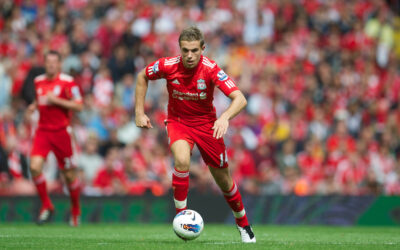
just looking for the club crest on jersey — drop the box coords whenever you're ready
[153,61,160,74]
[197,79,206,90]
[199,92,207,100]
[217,70,228,81]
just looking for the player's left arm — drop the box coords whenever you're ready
[213,90,247,139]
[47,84,83,112]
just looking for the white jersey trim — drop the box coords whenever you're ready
[165,56,181,66]
[34,74,46,82]
[59,73,74,82]
[147,66,154,75]
[225,80,236,89]
[202,57,216,68]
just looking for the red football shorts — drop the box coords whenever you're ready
[31,128,76,170]
[165,120,228,168]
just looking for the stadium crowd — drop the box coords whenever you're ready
[1,0,400,196]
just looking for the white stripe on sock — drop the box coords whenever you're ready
[223,183,237,197]
[233,208,246,218]
[174,198,187,209]
[173,169,189,178]
[34,175,46,184]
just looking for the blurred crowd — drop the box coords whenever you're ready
[1,0,400,196]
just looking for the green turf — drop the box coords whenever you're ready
[0,224,399,249]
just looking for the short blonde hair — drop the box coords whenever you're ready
[179,26,204,47]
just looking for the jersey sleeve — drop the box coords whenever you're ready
[211,65,239,96]
[65,81,83,104]
[145,58,166,80]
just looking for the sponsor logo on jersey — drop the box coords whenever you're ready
[153,61,160,74]
[172,89,199,101]
[217,70,228,81]
[197,79,206,90]
[199,92,207,100]
[37,88,42,95]
[172,79,180,85]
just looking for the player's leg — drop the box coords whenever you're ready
[52,128,81,226]
[62,168,81,226]
[207,167,249,224]
[30,130,54,224]
[193,124,255,243]
[208,165,255,243]
[166,121,194,214]
[170,140,192,214]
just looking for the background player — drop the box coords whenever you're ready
[135,26,256,243]
[29,51,83,226]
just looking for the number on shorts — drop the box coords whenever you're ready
[219,150,228,167]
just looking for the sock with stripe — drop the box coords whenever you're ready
[223,182,249,227]
[67,178,81,216]
[33,173,54,210]
[172,168,189,214]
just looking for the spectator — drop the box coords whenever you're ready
[92,147,128,196]
[1,0,400,196]
[78,133,103,188]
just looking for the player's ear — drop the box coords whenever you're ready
[201,45,205,51]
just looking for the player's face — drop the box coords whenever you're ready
[180,40,204,69]
[45,54,61,78]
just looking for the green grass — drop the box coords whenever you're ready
[0,224,400,249]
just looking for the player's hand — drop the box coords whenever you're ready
[212,117,229,139]
[46,92,58,104]
[135,113,153,128]
[27,103,36,113]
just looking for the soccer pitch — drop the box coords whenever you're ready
[0,224,399,249]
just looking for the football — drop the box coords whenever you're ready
[172,209,204,241]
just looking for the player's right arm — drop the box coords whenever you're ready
[135,58,166,129]
[135,68,153,128]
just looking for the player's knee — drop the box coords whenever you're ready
[63,169,76,184]
[210,168,232,191]
[174,156,190,171]
[30,161,42,177]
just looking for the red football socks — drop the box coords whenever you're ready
[223,182,249,228]
[172,168,189,214]
[67,178,81,216]
[33,173,53,210]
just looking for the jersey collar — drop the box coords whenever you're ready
[45,73,60,81]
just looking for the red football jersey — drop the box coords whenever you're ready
[145,55,239,126]
[34,73,82,130]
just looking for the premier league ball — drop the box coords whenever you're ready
[172,209,204,241]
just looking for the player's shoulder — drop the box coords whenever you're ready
[201,56,217,70]
[163,55,181,67]
[34,74,46,83]
[59,73,74,83]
